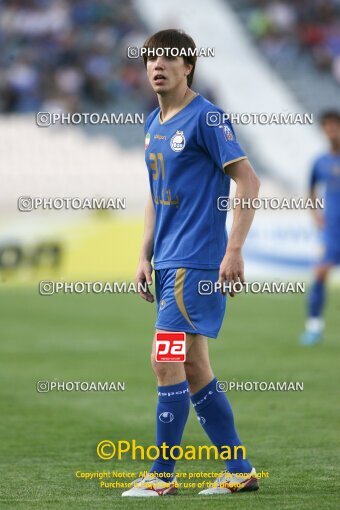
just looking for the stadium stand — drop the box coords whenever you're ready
[0,0,152,113]
[228,0,340,115]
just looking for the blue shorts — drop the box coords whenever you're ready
[155,268,227,339]
[318,229,340,265]
[320,243,340,265]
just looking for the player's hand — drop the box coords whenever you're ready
[135,259,154,302]
[219,248,245,297]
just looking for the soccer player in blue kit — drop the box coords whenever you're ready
[122,30,260,497]
[300,110,340,345]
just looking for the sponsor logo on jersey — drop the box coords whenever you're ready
[145,132,150,150]
[154,134,167,140]
[170,130,186,152]
[197,415,206,425]
[159,412,174,423]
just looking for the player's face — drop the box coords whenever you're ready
[322,119,340,145]
[146,55,192,95]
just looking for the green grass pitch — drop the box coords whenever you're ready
[0,287,339,509]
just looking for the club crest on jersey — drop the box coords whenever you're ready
[170,130,185,152]
[145,132,150,150]
[221,124,234,141]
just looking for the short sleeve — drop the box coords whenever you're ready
[197,109,247,172]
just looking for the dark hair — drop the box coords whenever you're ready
[319,110,340,124]
[142,29,197,87]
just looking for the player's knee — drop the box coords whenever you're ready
[150,352,180,378]
[150,351,158,372]
[184,358,195,382]
[184,358,204,385]
[184,355,213,393]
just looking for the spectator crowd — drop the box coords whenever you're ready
[0,0,153,113]
[242,0,340,83]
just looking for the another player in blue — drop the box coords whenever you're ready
[123,29,260,497]
[300,111,340,346]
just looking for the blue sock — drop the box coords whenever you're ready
[191,377,252,474]
[150,380,190,481]
[308,280,325,317]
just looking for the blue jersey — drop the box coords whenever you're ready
[310,153,340,243]
[144,94,247,270]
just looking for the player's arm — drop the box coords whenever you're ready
[219,159,260,296]
[135,190,155,302]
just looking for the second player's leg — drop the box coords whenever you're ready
[301,262,332,345]
[310,263,332,313]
